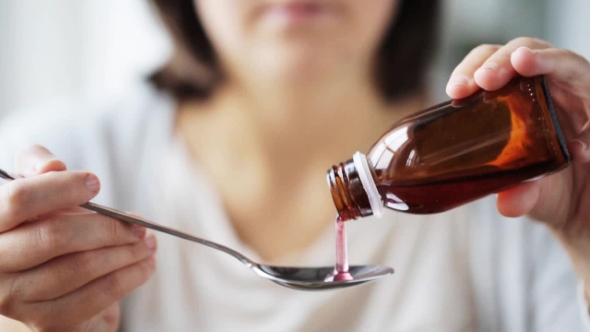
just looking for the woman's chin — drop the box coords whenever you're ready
[252,59,340,86]
[248,47,351,85]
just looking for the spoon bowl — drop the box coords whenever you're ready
[255,265,394,290]
[0,168,394,291]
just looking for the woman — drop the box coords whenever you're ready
[0,0,589,330]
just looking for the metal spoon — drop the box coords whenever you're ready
[0,168,393,290]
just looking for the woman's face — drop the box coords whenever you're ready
[195,0,399,85]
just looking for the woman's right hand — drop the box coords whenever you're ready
[0,145,157,332]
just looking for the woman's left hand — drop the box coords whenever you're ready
[447,37,590,233]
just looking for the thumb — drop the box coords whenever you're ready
[14,144,66,177]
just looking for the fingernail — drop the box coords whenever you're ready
[144,234,157,250]
[85,174,100,194]
[133,224,147,238]
[481,62,499,72]
[448,75,469,86]
[517,46,535,54]
[33,159,50,172]
[33,157,61,173]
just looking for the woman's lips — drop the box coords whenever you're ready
[262,1,335,27]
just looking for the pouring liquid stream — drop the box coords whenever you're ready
[325,216,354,281]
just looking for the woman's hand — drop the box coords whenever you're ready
[447,36,590,300]
[446,37,590,232]
[0,145,157,332]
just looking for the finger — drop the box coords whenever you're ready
[15,234,157,301]
[36,206,118,224]
[14,145,67,177]
[474,37,552,91]
[446,44,501,99]
[510,46,590,90]
[0,171,100,233]
[0,213,147,272]
[28,256,155,328]
[496,181,540,218]
[512,46,590,158]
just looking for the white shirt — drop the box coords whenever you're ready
[0,81,586,331]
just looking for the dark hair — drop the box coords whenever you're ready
[149,0,440,102]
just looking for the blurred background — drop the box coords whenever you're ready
[0,0,589,117]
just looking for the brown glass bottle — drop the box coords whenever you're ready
[327,75,571,221]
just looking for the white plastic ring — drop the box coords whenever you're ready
[352,152,383,218]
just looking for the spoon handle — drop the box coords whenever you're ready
[0,168,254,267]
[81,202,254,266]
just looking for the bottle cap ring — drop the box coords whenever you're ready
[353,152,383,218]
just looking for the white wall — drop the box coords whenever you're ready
[429,0,590,99]
[0,1,84,113]
[0,0,170,115]
[546,0,590,59]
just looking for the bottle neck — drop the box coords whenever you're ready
[326,152,383,221]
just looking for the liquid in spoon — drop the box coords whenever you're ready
[325,216,353,281]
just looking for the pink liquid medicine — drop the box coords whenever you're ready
[325,216,353,281]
